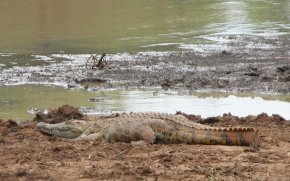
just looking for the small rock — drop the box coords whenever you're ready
[135,165,152,175]
[221,50,231,55]
[244,72,260,77]
[88,97,104,102]
[277,65,290,73]
[67,83,76,89]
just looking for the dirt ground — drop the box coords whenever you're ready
[1,108,290,181]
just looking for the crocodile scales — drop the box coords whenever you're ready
[36,112,259,147]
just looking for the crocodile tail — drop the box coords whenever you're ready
[192,127,259,147]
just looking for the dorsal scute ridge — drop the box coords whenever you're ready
[116,112,209,129]
[157,113,206,128]
[113,112,257,132]
[200,126,256,132]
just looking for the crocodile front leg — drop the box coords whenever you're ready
[130,125,156,145]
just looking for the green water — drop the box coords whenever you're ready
[0,0,289,54]
[0,85,95,120]
[1,85,290,120]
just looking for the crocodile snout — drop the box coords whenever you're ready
[36,121,83,139]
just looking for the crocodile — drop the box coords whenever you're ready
[36,112,259,147]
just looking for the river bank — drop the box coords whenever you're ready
[1,34,290,94]
[0,33,290,180]
[1,106,290,180]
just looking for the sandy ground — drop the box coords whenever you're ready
[1,107,290,181]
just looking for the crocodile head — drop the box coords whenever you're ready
[36,120,90,139]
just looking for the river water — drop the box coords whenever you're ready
[1,85,290,120]
[0,1,290,120]
[0,0,289,53]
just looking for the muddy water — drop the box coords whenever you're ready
[1,85,290,120]
[0,0,289,54]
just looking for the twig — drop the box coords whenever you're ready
[92,53,106,69]
[85,53,107,70]
[112,147,133,158]
[85,54,94,69]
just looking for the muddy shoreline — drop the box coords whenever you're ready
[1,34,290,180]
[0,34,290,94]
[1,106,290,180]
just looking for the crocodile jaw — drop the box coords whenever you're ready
[36,120,89,139]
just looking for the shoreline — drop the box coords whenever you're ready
[0,34,289,94]
[1,106,290,180]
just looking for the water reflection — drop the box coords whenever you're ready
[218,1,249,34]
[93,90,290,119]
[0,85,290,120]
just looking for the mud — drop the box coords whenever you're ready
[0,34,290,93]
[33,104,83,124]
[1,105,290,180]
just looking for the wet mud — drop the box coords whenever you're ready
[33,104,83,124]
[0,34,290,93]
[1,105,290,180]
